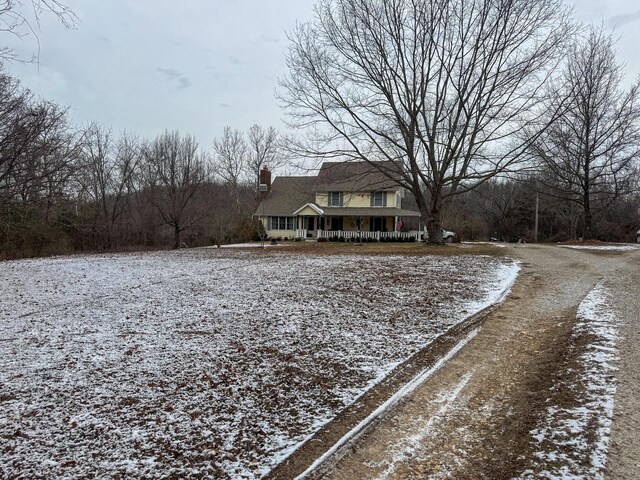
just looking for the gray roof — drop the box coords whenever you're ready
[322,207,420,217]
[255,176,315,216]
[254,161,419,217]
[312,161,403,192]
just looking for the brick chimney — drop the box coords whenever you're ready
[259,167,272,198]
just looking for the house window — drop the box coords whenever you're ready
[269,217,295,230]
[371,191,387,207]
[328,191,343,207]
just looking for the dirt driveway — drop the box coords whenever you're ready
[278,244,640,479]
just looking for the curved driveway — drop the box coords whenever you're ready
[311,245,640,479]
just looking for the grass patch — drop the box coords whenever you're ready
[277,241,504,257]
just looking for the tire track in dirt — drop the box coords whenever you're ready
[283,245,636,479]
[266,292,505,480]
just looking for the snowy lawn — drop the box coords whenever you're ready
[0,248,517,479]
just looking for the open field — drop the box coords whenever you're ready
[0,246,517,479]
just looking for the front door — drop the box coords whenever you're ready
[305,217,316,237]
[371,217,386,232]
[306,217,315,231]
[330,217,343,231]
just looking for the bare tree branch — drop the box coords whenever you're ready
[279,0,572,242]
[527,25,640,239]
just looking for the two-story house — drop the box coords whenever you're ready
[254,161,422,241]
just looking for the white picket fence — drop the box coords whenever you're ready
[316,230,421,241]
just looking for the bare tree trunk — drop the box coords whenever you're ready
[583,189,592,240]
[426,196,443,245]
[173,225,181,249]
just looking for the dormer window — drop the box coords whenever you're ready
[371,191,387,207]
[328,191,344,206]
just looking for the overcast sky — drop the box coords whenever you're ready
[3,0,640,148]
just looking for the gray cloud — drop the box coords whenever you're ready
[157,67,190,91]
[218,103,230,108]
[259,34,280,43]
[250,34,281,46]
[609,10,640,28]
[228,56,242,66]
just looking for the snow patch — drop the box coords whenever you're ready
[560,245,640,251]
[373,371,475,480]
[521,281,619,479]
[216,242,290,248]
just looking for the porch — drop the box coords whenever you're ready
[295,229,423,242]
[293,207,420,238]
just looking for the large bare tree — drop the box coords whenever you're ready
[212,126,248,212]
[0,71,77,205]
[279,0,571,242]
[142,130,209,249]
[528,26,640,240]
[78,124,140,249]
[247,124,285,187]
[0,71,39,200]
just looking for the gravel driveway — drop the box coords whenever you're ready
[279,244,640,479]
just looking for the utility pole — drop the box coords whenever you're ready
[534,192,539,243]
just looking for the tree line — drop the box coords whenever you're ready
[444,176,640,243]
[0,67,282,258]
[3,0,640,258]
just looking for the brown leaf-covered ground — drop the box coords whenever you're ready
[0,246,517,479]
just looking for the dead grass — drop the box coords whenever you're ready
[268,241,503,257]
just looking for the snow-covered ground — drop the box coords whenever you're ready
[0,249,517,479]
[560,245,640,251]
[522,282,619,479]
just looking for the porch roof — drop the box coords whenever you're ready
[321,207,420,217]
[293,203,324,216]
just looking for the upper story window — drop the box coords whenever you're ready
[328,191,344,207]
[371,191,387,207]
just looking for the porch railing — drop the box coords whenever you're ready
[295,229,308,239]
[317,230,420,241]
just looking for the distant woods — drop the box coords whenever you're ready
[0,66,284,258]
[2,0,640,258]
